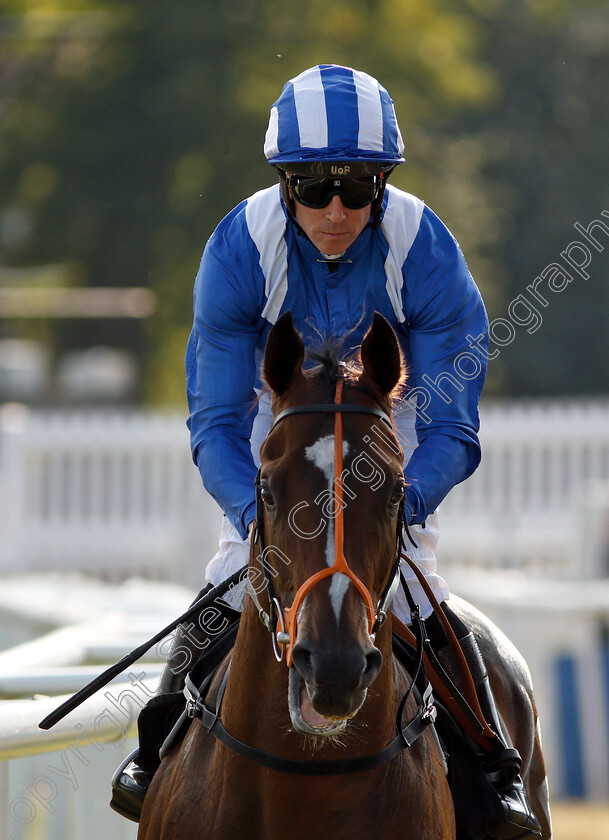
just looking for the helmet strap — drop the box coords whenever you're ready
[369,167,395,228]
[276,168,296,218]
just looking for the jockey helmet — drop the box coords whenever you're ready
[264,65,405,176]
[264,65,404,229]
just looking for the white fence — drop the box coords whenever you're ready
[1,399,608,583]
[0,578,191,840]
[438,398,609,578]
[0,706,140,840]
[1,390,609,815]
[0,653,148,840]
[0,404,221,587]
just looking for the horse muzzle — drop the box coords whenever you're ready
[288,638,382,734]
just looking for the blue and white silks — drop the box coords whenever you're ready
[186,184,489,618]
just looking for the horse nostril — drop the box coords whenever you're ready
[291,643,314,681]
[363,648,383,686]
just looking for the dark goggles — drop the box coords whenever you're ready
[286,173,382,210]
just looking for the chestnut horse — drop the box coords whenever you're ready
[138,313,551,840]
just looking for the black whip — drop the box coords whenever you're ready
[38,564,248,730]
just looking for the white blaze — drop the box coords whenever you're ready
[304,434,351,621]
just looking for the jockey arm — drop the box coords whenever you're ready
[400,206,489,524]
[186,204,264,540]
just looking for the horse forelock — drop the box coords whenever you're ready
[304,342,406,407]
[305,341,356,383]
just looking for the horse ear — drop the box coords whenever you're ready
[263,311,305,395]
[360,312,404,396]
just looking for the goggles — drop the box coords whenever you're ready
[285,173,382,210]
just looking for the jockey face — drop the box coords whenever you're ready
[291,193,370,256]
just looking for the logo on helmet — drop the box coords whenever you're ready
[331,165,351,176]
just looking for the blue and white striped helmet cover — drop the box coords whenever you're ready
[264,65,405,166]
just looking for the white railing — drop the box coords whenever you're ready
[0,686,143,840]
[439,398,609,577]
[0,589,174,840]
[1,399,609,583]
[0,404,221,586]
[0,616,161,840]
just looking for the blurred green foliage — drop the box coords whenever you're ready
[0,0,607,404]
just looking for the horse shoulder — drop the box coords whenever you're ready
[139,655,238,839]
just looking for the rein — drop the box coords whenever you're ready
[185,662,436,776]
[249,376,403,667]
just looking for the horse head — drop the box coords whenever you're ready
[254,311,406,736]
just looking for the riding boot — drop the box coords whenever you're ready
[110,583,239,822]
[435,630,542,840]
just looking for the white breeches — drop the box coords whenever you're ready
[204,394,449,623]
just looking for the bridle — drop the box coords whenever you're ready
[248,373,406,666]
[184,371,437,775]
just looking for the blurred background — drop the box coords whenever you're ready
[0,0,608,837]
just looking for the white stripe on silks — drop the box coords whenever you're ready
[352,70,384,152]
[394,107,405,155]
[263,105,280,159]
[381,186,425,323]
[245,185,288,324]
[293,66,328,150]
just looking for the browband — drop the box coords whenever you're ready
[269,403,393,434]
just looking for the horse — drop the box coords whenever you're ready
[137,312,552,840]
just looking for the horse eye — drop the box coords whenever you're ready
[389,481,405,508]
[260,482,276,508]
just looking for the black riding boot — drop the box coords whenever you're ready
[110,583,240,822]
[429,608,542,840]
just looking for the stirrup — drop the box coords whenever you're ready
[110,748,150,823]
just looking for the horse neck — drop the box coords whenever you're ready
[218,600,290,744]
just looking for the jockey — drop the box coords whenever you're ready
[112,64,541,838]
